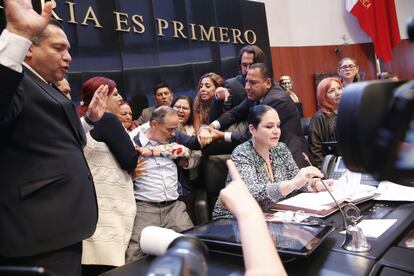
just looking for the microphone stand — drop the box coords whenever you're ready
[302,153,371,252]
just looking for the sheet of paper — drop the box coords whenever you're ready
[375,181,414,201]
[340,219,397,238]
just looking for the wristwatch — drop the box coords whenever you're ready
[84,112,95,126]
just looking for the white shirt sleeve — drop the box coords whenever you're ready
[211,120,221,130]
[0,29,32,73]
[224,132,232,142]
[80,117,94,133]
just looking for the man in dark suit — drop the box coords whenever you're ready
[135,82,174,125]
[208,63,309,168]
[210,45,265,121]
[0,1,106,275]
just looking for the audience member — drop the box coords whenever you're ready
[337,57,361,86]
[377,71,399,81]
[209,63,309,168]
[279,75,303,117]
[126,106,201,262]
[56,76,72,100]
[213,105,333,219]
[136,83,174,125]
[0,2,107,275]
[308,78,343,168]
[77,76,142,274]
[279,75,299,103]
[219,160,287,276]
[172,95,202,222]
[193,72,224,133]
[213,45,266,112]
[116,100,134,131]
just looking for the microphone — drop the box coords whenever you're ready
[302,153,371,252]
[302,152,348,230]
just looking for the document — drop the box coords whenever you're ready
[375,181,414,201]
[340,219,397,238]
[269,172,378,217]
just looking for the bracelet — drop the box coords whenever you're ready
[149,146,154,156]
[84,112,95,126]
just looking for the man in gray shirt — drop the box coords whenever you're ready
[126,106,194,262]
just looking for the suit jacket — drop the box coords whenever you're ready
[0,65,98,257]
[215,85,309,168]
[137,106,155,125]
[224,74,247,109]
[210,74,246,122]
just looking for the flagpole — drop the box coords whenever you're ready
[374,54,381,79]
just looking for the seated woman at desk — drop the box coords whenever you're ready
[308,77,343,168]
[213,105,334,218]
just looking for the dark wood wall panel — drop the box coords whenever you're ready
[381,40,414,81]
[270,39,414,117]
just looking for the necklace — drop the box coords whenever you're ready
[264,159,274,182]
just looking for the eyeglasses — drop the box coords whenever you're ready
[174,105,190,111]
[339,64,357,71]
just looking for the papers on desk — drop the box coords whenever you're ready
[269,172,378,217]
[375,181,414,201]
[340,219,397,238]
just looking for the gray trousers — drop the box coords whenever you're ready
[125,200,194,263]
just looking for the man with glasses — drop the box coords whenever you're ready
[126,106,199,263]
[212,45,266,114]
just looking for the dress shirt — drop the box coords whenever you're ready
[133,130,179,202]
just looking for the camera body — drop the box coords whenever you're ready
[146,236,208,276]
[337,79,414,183]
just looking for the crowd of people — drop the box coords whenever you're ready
[0,1,400,275]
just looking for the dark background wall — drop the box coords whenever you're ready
[0,0,271,117]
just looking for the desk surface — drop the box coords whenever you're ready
[104,201,414,276]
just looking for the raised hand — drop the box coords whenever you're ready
[5,0,53,40]
[215,87,230,101]
[87,85,108,122]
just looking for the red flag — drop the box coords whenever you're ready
[346,0,401,62]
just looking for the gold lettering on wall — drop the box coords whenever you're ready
[231,28,244,44]
[189,23,197,40]
[66,1,77,24]
[199,25,217,42]
[244,30,257,44]
[171,20,187,39]
[132,15,145,33]
[156,18,169,37]
[218,27,230,43]
[41,0,62,21]
[113,12,130,32]
[9,1,258,45]
[81,6,102,28]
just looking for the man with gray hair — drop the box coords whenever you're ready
[126,106,196,262]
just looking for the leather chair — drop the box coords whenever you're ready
[194,154,229,225]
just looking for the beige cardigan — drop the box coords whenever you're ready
[82,134,136,266]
